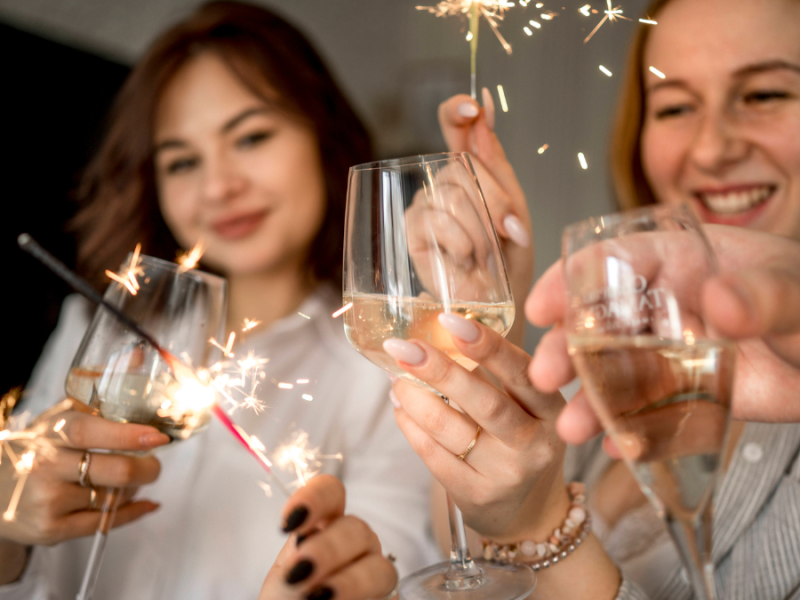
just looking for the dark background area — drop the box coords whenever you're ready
[1,22,129,395]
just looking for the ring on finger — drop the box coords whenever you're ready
[78,451,92,488]
[88,487,98,510]
[456,425,481,462]
[371,553,399,600]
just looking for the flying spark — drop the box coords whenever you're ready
[497,85,509,112]
[599,65,613,77]
[583,0,630,43]
[579,4,591,16]
[105,243,143,295]
[277,382,294,390]
[296,379,309,384]
[529,19,542,28]
[297,313,311,320]
[332,302,353,318]
[639,17,657,24]
[177,240,205,272]
[523,26,532,35]
[649,66,666,79]
[578,153,589,170]
[242,318,261,332]
[209,332,236,358]
[538,144,549,154]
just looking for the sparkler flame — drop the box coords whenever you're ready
[583,0,630,43]
[105,243,143,295]
[274,431,343,488]
[177,240,205,272]
[417,1,514,54]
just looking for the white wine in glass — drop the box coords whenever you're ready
[563,205,735,600]
[343,153,534,600]
[66,253,227,600]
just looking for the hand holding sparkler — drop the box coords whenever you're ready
[258,475,398,600]
[0,398,166,585]
[437,93,534,345]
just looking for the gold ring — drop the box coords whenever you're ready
[78,451,92,488]
[456,425,481,461]
[88,487,98,510]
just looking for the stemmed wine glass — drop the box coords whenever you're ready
[343,153,535,600]
[65,253,227,600]
[562,204,736,600]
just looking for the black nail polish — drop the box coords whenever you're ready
[286,559,314,584]
[296,532,310,547]
[282,505,309,533]
[306,586,334,600]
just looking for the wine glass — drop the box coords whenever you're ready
[343,152,535,600]
[65,253,227,600]
[562,204,736,600]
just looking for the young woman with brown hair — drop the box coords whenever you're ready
[0,3,442,597]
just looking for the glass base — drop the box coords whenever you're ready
[399,559,536,600]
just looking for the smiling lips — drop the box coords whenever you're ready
[211,210,268,240]
[694,184,775,216]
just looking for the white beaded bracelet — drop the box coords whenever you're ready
[480,482,591,571]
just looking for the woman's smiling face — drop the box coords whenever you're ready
[153,52,327,276]
[641,0,800,241]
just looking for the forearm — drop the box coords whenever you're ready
[0,539,28,585]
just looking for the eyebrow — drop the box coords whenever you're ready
[646,59,800,95]
[154,106,269,153]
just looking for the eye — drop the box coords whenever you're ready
[653,104,694,120]
[236,130,274,150]
[743,89,791,104]
[165,156,199,175]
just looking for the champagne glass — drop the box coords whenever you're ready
[65,253,227,600]
[562,204,735,600]
[343,152,535,600]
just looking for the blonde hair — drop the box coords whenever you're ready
[610,0,673,210]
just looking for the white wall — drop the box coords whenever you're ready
[0,0,651,350]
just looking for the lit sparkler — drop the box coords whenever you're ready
[177,240,205,272]
[417,0,515,99]
[583,0,630,43]
[105,243,143,295]
[274,431,343,488]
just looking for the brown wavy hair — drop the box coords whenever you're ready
[610,0,673,210]
[74,1,372,290]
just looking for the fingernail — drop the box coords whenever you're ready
[282,505,309,533]
[296,532,311,547]
[438,313,479,343]
[286,559,314,584]
[458,101,479,118]
[140,432,171,448]
[389,389,401,409]
[503,214,530,248]
[383,339,426,365]
[306,587,334,600]
[481,87,495,131]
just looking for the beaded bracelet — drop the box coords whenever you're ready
[480,482,591,571]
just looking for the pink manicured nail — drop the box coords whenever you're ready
[383,339,426,365]
[481,87,496,131]
[458,102,479,118]
[438,313,479,343]
[389,389,402,409]
[503,214,530,248]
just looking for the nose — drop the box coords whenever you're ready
[202,150,247,204]
[688,111,749,173]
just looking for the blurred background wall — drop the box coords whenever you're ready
[0,0,650,393]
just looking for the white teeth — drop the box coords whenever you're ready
[700,186,773,214]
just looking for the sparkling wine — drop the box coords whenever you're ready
[65,366,210,441]
[569,336,736,521]
[344,293,515,384]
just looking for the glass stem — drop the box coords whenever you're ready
[76,487,121,600]
[444,492,484,588]
[664,499,716,600]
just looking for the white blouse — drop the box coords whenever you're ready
[2,286,440,599]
